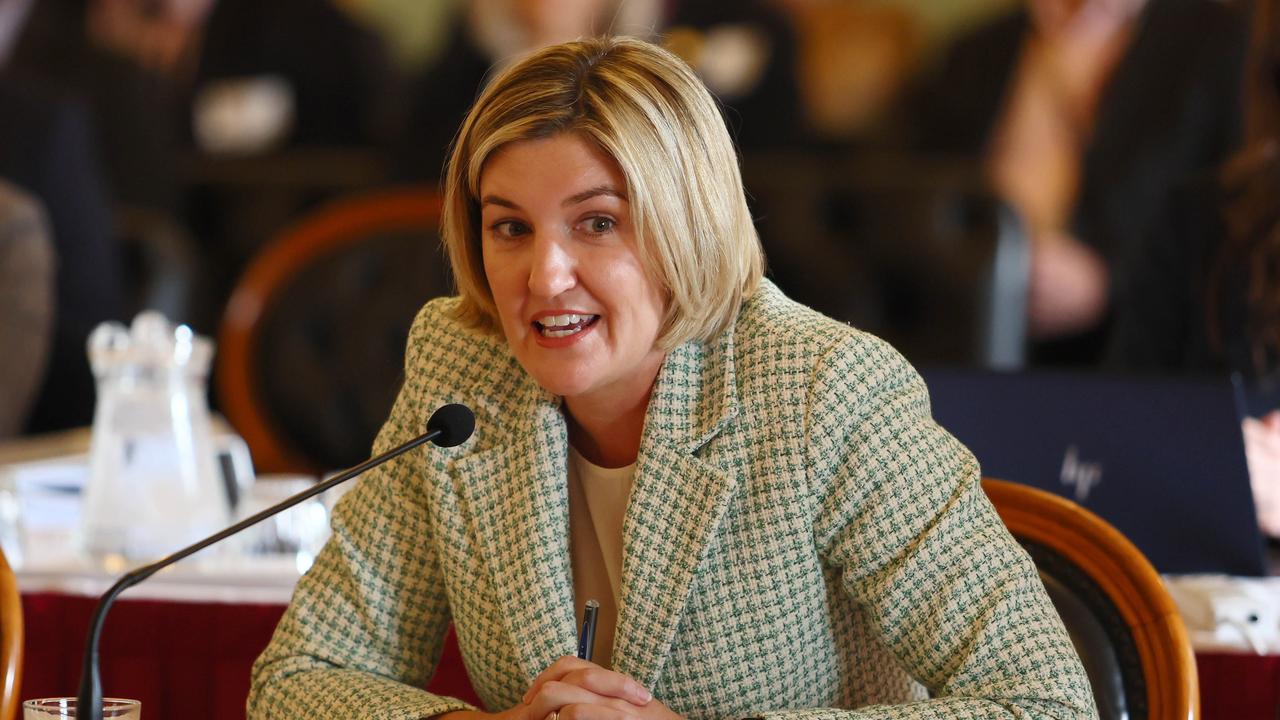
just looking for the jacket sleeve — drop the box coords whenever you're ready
[787,334,1097,720]
[246,310,478,720]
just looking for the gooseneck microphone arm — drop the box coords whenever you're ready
[76,403,475,720]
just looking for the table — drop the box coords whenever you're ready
[1197,652,1280,719]
[19,590,481,720]
[21,592,288,720]
[17,587,1279,719]
[5,432,1278,718]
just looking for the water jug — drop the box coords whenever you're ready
[79,312,228,564]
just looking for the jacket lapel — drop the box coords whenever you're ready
[452,381,578,683]
[449,310,744,688]
[611,328,741,689]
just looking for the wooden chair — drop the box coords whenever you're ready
[982,478,1198,720]
[217,187,450,474]
[0,547,22,720]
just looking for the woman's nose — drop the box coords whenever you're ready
[527,235,575,298]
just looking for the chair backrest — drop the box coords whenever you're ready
[0,547,23,720]
[742,154,1028,369]
[217,187,451,474]
[982,478,1198,720]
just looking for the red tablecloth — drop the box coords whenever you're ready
[19,593,481,719]
[1197,651,1280,720]
[19,592,1280,719]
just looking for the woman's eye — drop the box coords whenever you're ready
[491,220,530,238]
[586,217,615,234]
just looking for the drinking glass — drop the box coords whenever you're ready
[236,475,330,573]
[23,698,140,719]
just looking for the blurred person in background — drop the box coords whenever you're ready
[193,0,393,148]
[52,0,391,150]
[7,0,213,213]
[0,73,127,434]
[5,0,201,432]
[908,0,1246,366]
[339,0,462,73]
[778,0,924,144]
[0,181,54,439]
[394,0,663,183]
[14,0,395,180]
[1108,0,1280,536]
[661,1,805,154]
[394,0,805,183]
[779,0,1030,143]
[0,0,33,66]
[87,0,213,79]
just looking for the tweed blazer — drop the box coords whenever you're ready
[249,281,1095,719]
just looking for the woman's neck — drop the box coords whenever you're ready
[565,403,647,469]
[563,355,665,468]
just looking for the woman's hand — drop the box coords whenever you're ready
[439,657,678,720]
[521,656,678,720]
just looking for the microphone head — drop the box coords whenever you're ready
[427,403,475,447]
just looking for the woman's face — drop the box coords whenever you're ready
[479,133,667,407]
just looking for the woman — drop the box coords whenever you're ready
[249,37,1093,719]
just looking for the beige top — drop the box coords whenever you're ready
[567,446,635,670]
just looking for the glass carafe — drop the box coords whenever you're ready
[79,312,228,564]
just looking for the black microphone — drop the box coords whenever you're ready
[76,402,475,720]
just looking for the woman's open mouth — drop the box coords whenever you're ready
[534,313,600,338]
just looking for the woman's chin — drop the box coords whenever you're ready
[528,370,598,401]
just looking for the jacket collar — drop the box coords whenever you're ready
[451,316,742,688]
[612,326,741,689]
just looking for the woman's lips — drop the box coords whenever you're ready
[533,313,600,338]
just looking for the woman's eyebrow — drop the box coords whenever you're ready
[563,185,627,206]
[480,195,521,209]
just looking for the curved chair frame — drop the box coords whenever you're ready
[982,478,1198,720]
[0,548,22,720]
[217,187,444,474]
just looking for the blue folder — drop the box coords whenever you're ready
[921,368,1267,576]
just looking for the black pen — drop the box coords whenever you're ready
[577,599,599,661]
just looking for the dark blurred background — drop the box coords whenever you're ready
[2,0,1274,483]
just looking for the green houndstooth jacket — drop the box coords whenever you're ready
[248,280,1096,719]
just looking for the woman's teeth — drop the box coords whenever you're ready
[537,313,597,338]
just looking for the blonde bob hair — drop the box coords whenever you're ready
[441,35,764,349]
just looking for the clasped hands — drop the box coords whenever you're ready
[441,656,682,720]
